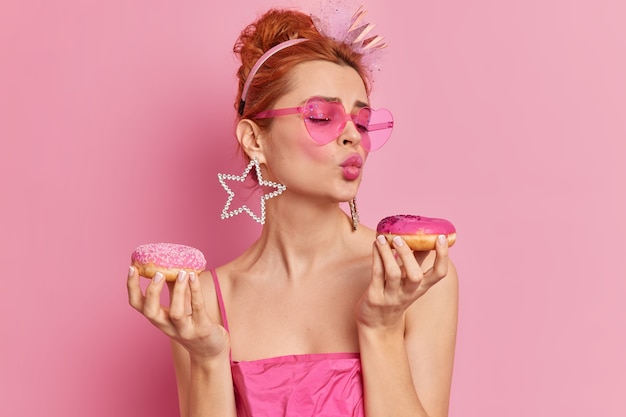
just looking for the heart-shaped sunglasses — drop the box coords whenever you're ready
[253,97,394,152]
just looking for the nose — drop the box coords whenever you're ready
[337,119,362,149]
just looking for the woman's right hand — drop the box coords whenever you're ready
[127,266,230,361]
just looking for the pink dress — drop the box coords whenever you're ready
[211,269,365,417]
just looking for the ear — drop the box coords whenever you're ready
[236,119,266,163]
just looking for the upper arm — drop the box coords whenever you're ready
[405,255,459,417]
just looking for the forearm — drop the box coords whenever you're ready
[185,354,237,417]
[358,326,429,417]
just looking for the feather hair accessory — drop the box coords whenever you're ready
[307,1,387,76]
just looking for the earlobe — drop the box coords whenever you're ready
[236,119,265,161]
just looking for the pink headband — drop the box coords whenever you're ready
[238,38,309,116]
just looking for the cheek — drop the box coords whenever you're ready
[295,132,330,162]
[268,121,335,166]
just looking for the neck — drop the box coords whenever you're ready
[242,194,359,278]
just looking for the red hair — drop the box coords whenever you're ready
[233,8,372,126]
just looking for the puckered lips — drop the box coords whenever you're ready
[340,154,363,181]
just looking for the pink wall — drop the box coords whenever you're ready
[2,0,624,415]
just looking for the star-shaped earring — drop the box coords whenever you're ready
[217,157,287,224]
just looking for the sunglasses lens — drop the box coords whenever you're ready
[302,99,394,151]
[302,101,344,145]
[362,107,394,152]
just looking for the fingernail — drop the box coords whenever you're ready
[392,236,404,247]
[177,270,187,282]
[154,272,164,283]
[189,272,196,282]
[377,235,387,245]
[128,266,134,277]
[438,235,447,246]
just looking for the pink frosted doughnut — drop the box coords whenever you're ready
[131,243,207,281]
[376,215,457,251]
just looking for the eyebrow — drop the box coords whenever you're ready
[310,96,370,109]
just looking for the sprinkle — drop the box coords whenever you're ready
[131,243,207,270]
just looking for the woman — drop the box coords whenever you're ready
[128,7,458,417]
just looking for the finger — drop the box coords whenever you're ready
[188,272,210,328]
[184,278,192,315]
[127,266,145,311]
[143,272,170,324]
[391,236,423,291]
[169,270,189,324]
[376,235,402,291]
[370,241,386,294]
[423,235,450,286]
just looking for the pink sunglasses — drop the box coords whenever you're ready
[253,97,394,152]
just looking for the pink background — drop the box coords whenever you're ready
[2,0,624,415]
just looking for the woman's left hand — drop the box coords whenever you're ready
[355,234,450,332]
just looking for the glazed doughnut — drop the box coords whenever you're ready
[376,215,457,251]
[131,243,207,282]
